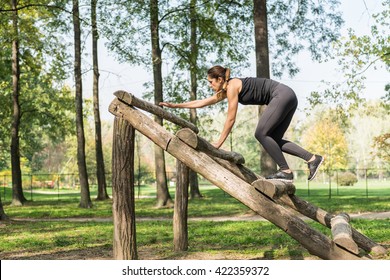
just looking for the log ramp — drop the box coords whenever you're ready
[109,90,387,260]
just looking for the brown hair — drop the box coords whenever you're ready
[207,65,230,98]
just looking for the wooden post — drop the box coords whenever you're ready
[109,99,364,260]
[173,160,189,251]
[176,128,245,164]
[112,117,137,260]
[331,213,359,254]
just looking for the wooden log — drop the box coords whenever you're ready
[252,179,295,199]
[331,213,359,255]
[114,90,198,133]
[109,99,362,260]
[176,128,245,164]
[173,160,189,252]
[112,117,137,260]
[109,99,172,151]
[210,157,387,256]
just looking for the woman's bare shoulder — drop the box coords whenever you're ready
[229,78,242,93]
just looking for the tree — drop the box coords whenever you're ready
[0,195,8,221]
[0,2,75,203]
[91,0,109,200]
[308,0,389,115]
[161,0,254,197]
[150,0,173,208]
[188,0,201,199]
[73,0,92,208]
[10,0,26,206]
[372,133,390,167]
[253,0,343,173]
[347,101,390,170]
[253,0,275,174]
[102,0,173,207]
[302,111,348,172]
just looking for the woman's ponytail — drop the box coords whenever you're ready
[222,68,230,92]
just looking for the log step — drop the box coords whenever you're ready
[331,213,359,255]
[252,179,295,199]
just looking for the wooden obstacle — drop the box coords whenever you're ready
[109,90,387,260]
[331,213,359,254]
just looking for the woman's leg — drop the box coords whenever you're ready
[254,85,312,170]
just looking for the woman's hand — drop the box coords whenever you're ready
[159,102,176,108]
[211,142,222,149]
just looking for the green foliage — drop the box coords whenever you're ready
[301,110,349,171]
[347,101,390,170]
[308,0,390,114]
[336,171,358,186]
[267,0,344,77]
[372,133,390,165]
[0,0,74,171]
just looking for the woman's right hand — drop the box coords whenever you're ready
[159,102,176,108]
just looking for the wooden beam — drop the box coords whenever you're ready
[331,213,359,255]
[113,90,199,133]
[109,98,363,260]
[176,128,245,164]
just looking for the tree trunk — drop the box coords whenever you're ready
[189,0,202,199]
[73,0,92,208]
[150,0,172,208]
[253,0,276,174]
[91,0,109,201]
[112,117,137,260]
[0,195,9,221]
[10,0,26,206]
[173,160,189,251]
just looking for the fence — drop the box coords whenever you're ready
[1,168,389,203]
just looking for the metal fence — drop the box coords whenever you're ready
[1,168,389,202]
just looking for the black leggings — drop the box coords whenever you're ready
[254,84,313,170]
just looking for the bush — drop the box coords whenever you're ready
[337,172,358,186]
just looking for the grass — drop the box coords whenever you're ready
[1,219,389,260]
[1,183,389,260]
[2,183,390,219]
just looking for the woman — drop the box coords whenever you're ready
[159,65,323,182]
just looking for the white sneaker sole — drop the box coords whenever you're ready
[267,178,294,183]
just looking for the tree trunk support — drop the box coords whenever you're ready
[112,117,137,260]
[173,160,189,251]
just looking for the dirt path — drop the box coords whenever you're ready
[11,211,390,223]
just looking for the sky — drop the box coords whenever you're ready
[78,0,389,121]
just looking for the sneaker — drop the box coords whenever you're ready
[308,155,324,181]
[266,170,294,183]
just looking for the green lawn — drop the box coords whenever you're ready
[1,184,389,260]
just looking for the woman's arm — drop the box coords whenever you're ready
[159,92,225,109]
[213,81,240,149]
